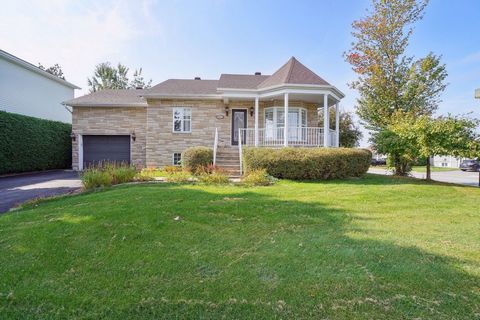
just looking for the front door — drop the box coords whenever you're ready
[231,109,247,145]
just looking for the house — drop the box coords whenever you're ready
[0,49,79,122]
[476,88,480,99]
[64,57,344,173]
[431,155,464,168]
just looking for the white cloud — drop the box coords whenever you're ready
[0,0,159,94]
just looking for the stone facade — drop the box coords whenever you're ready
[71,107,147,170]
[72,99,322,169]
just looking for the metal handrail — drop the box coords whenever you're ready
[213,128,218,165]
[238,128,243,176]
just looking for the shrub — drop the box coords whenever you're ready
[198,170,230,185]
[243,147,372,180]
[182,147,213,173]
[81,168,113,190]
[241,169,277,186]
[0,111,72,174]
[81,162,137,189]
[163,165,182,174]
[165,171,193,183]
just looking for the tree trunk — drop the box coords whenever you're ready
[426,156,431,180]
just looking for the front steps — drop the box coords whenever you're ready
[215,146,241,176]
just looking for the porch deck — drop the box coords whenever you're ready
[240,127,337,147]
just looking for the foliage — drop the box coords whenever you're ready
[38,63,65,80]
[164,171,193,183]
[243,147,371,180]
[182,147,213,173]
[345,0,448,174]
[241,169,277,186]
[2,176,480,319]
[386,112,480,178]
[0,111,72,174]
[81,168,113,190]
[197,170,230,185]
[81,162,137,190]
[87,62,152,92]
[321,110,363,147]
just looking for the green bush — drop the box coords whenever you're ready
[198,171,230,185]
[81,168,113,190]
[243,147,372,180]
[182,147,213,173]
[165,171,193,183]
[241,169,277,186]
[0,111,72,174]
[81,163,136,190]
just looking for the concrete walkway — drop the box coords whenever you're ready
[0,170,82,213]
[369,167,480,187]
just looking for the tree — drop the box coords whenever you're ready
[385,112,480,179]
[87,63,152,92]
[38,63,65,80]
[319,110,363,148]
[345,0,448,175]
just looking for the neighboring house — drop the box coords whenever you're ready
[431,155,464,168]
[476,88,480,99]
[0,49,79,122]
[64,57,345,173]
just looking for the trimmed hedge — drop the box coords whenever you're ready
[243,147,372,180]
[0,111,72,174]
[182,146,213,172]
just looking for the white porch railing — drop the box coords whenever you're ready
[213,127,218,165]
[240,127,333,147]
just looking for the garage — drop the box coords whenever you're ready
[82,135,130,167]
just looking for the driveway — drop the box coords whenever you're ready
[0,170,82,213]
[369,167,480,187]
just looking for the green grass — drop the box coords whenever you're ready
[0,175,479,319]
[374,165,458,172]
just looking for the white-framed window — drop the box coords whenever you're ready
[173,107,192,133]
[173,153,182,165]
[264,107,307,140]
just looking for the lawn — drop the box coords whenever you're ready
[373,165,459,172]
[0,175,479,319]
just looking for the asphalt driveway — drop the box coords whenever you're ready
[369,167,480,187]
[0,170,81,213]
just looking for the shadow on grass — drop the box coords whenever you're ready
[0,182,478,319]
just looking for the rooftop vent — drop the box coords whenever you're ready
[254,72,261,75]
[194,77,201,80]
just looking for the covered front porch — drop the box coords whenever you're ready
[233,91,341,148]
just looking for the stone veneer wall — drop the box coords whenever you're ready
[71,107,147,170]
[72,100,322,169]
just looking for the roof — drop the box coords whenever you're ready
[218,74,270,89]
[65,57,342,106]
[143,79,219,97]
[63,89,146,106]
[0,49,80,89]
[258,57,330,89]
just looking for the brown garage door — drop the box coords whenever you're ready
[83,135,130,167]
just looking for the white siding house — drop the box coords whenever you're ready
[431,155,464,168]
[0,50,79,123]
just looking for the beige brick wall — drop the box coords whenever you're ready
[71,107,147,170]
[72,100,321,169]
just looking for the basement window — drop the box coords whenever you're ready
[173,153,182,165]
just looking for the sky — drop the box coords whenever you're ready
[1,0,479,144]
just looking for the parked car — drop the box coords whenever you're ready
[371,158,387,166]
[459,159,480,172]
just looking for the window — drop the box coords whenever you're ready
[264,107,307,140]
[173,153,182,165]
[173,107,192,132]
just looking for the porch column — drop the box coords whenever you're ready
[284,93,289,147]
[335,102,340,147]
[323,94,330,147]
[254,96,259,146]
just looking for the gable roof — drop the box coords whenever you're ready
[143,79,219,97]
[257,57,330,89]
[0,49,80,90]
[63,89,146,106]
[218,74,270,89]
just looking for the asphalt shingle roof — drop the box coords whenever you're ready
[63,89,146,106]
[144,79,219,96]
[218,74,270,89]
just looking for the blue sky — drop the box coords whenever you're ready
[1,0,479,143]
